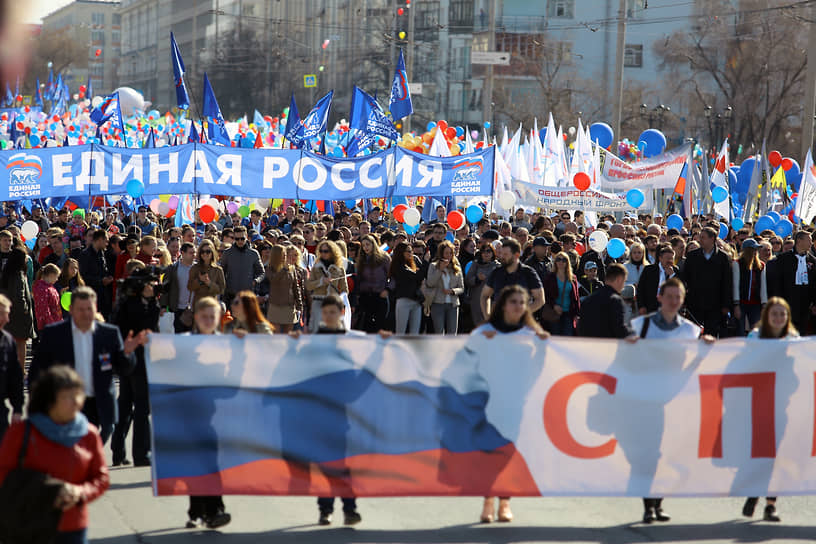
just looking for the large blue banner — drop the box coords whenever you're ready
[0,143,494,201]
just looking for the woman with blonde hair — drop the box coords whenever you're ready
[305,240,349,332]
[355,234,391,332]
[265,245,302,333]
[424,240,464,335]
[187,239,226,305]
[543,251,580,335]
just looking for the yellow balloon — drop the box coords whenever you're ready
[399,31,406,39]
[272,199,283,208]
[159,194,171,202]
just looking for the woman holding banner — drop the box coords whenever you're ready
[742,296,799,522]
[472,285,549,523]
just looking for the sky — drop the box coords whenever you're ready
[23,0,75,24]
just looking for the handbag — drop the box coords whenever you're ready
[0,422,64,544]
[179,292,194,328]
[538,303,560,323]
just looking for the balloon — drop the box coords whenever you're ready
[754,215,775,233]
[637,140,647,152]
[437,120,448,133]
[768,150,782,168]
[149,198,161,214]
[168,195,179,209]
[767,211,781,223]
[588,230,609,253]
[626,189,645,208]
[497,190,516,210]
[731,218,744,231]
[226,202,239,214]
[114,87,146,117]
[606,238,626,259]
[344,199,357,209]
[238,205,250,218]
[20,220,39,240]
[588,122,613,148]
[712,186,729,203]
[199,204,216,223]
[403,223,419,235]
[484,121,491,129]
[126,179,144,198]
[403,208,421,227]
[398,31,406,39]
[465,261,473,276]
[95,48,101,56]
[445,232,455,242]
[781,157,793,171]
[25,239,35,250]
[774,218,793,238]
[638,129,667,157]
[447,210,466,230]
[573,172,591,191]
[444,127,456,140]
[426,121,436,131]
[60,291,72,312]
[158,201,171,216]
[718,222,728,239]
[465,204,483,223]
[393,203,408,222]
[666,214,684,231]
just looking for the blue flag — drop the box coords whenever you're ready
[144,128,156,148]
[347,86,398,157]
[389,50,413,121]
[34,78,43,108]
[90,91,125,135]
[202,73,230,145]
[253,109,265,128]
[298,90,333,144]
[86,74,93,101]
[283,94,302,147]
[4,83,12,107]
[52,74,63,104]
[14,76,19,102]
[188,120,199,144]
[45,67,54,101]
[170,32,190,110]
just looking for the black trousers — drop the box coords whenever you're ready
[689,307,723,337]
[111,369,151,463]
[356,293,388,333]
[317,497,357,514]
[82,397,113,445]
[0,402,8,443]
[189,496,225,519]
[643,498,664,509]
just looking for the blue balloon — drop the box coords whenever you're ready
[718,222,729,239]
[404,223,419,235]
[25,239,35,250]
[788,172,802,192]
[625,188,644,208]
[767,211,781,224]
[484,121,491,129]
[426,121,436,132]
[774,218,793,238]
[637,140,648,152]
[727,168,738,191]
[666,214,684,231]
[331,146,345,157]
[445,232,455,242]
[465,204,483,223]
[465,261,473,276]
[755,215,775,233]
[455,126,465,138]
[712,186,729,203]
[786,158,801,179]
[638,129,667,158]
[731,218,744,231]
[606,238,626,259]
[538,128,547,145]
[126,179,144,198]
[588,122,614,148]
[344,199,357,209]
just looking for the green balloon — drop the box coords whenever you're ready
[60,291,72,312]
[238,205,250,218]
[283,107,290,115]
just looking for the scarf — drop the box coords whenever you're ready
[29,412,89,448]
[491,319,525,334]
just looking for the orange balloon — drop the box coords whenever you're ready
[422,132,433,144]
[437,120,448,133]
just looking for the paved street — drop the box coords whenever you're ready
[91,458,816,543]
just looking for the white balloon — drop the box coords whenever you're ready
[149,198,161,214]
[588,230,609,253]
[91,96,103,108]
[403,208,421,227]
[114,87,146,117]
[20,220,39,240]
[157,202,171,216]
[498,190,517,210]
[206,198,220,210]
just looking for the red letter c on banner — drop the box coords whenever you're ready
[543,371,618,459]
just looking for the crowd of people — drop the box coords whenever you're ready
[0,197,811,541]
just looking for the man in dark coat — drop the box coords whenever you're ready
[771,230,816,334]
[577,263,635,338]
[681,226,732,336]
[78,229,114,318]
[29,287,145,444]
[637,245,679,314]
[0,294,23,442]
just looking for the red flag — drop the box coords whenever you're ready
[715,155,726,174]
[254,131,263,149]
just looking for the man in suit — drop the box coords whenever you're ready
[29,286,146,444]
[160,242,197,333]
[637,245,679,315]
[577,263,636,339]
[78,229,114,319]
[0,294,22,442]
[771,230,816,334]
[681,226,733,337]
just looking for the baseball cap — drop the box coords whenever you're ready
[584,261,598,270]
[741,238,759,250]
[532,237,551,248]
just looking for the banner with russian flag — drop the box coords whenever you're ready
[149,334,816,497]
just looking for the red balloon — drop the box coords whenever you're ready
[575,241,585,256]
[398,7,404,15]
[198,204,215,223]
[79,85,86,93]
[445,127,456,139]
[95,49,101,56]
[437,120,448,133]
[15,94,21,102]
[475,141,484,149]
[573,172,591,191]
[24,105,30,113]
[393,203,408,222]
[447,210,466,231]
[769,150,782,168]
[781,157,793,171]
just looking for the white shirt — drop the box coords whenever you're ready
[795,253,809,285]
[71,320,96,397]
[657,265,675,297]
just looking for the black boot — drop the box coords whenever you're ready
[654,498,670,522]
[642,498,656,524]
[743,497,758,517]
[763,504,781,522]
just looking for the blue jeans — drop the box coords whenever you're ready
[55,529,87,544]
[739,304,762,335]
[553,313,575,336]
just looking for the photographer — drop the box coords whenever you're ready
[110,268,161,467]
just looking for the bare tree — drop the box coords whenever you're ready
[21,27,89,94]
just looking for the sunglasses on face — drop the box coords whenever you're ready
[319,249,331,254]
[200,250,212,255]
[234,237,246,242]
[555,257,568,263]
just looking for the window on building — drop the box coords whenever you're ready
[91,30,105,44]
[92,12,105,25]
[449,0,474,31]
[624,44,643,67]
[112,13,121,25]
[112,30,120,43]
[548,0,574,18]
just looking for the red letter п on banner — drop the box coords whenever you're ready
[698,373,776,459]
[543,371,617,459]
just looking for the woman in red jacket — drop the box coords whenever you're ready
[0,365,109,544]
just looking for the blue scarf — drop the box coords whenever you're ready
[28,412,89,448]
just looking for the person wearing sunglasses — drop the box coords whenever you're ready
[187,239,225,306]
[221,226,265,309]
[305,241,349,333]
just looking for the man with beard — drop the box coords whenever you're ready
[480,238,544,318]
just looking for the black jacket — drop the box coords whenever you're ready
[637,263,679,313]
[0,330,23,415]
[681,248,732,313]
[577,285,633,338]
[388,257,424,301]
[769,250,816,315]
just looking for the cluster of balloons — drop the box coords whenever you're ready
[755,212,794,238]
[587,230,627,259]
[398,120,474,156]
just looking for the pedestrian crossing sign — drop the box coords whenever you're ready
[304,74,317,88]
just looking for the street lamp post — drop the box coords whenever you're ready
[704,104,732,151]
[639,103,670,130]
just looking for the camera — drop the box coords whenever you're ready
[118,266,165,298]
